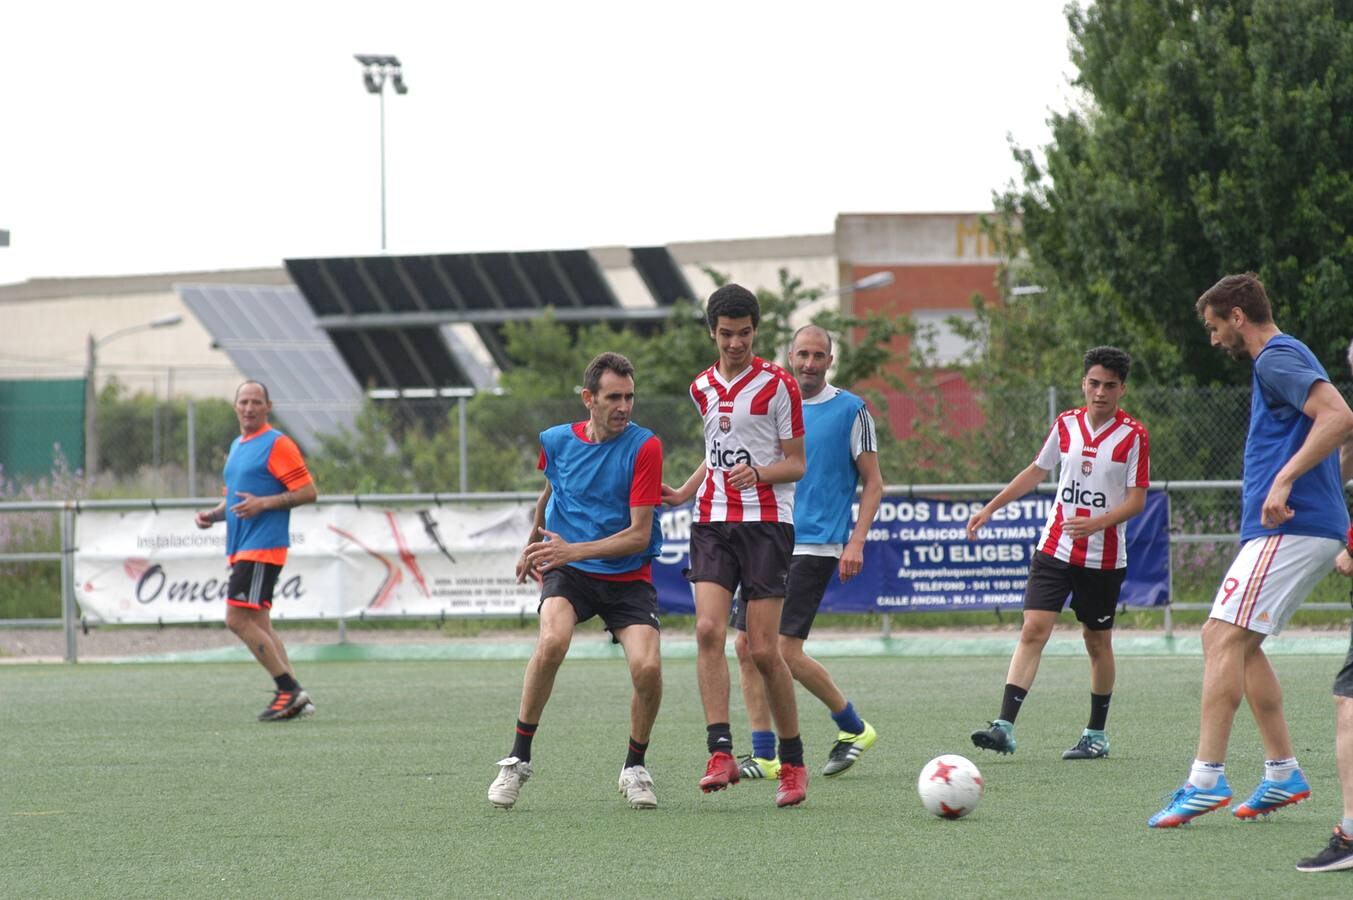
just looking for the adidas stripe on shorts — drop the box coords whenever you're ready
[1209,534,1342,635]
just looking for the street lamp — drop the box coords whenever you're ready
[84,314,183,476]
[836,271,895,295]
[354,54,409,252]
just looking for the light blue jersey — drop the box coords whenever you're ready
[794,386,876,546]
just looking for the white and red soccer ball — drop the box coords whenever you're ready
[917,754,984,819]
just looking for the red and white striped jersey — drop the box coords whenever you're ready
[689,357,804,524]
[1033,407,1151,569]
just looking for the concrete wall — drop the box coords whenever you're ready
[0,268,288,399]
[836,212,1000,365]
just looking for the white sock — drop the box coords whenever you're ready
[1264,756,1298,782]
[1189,759,1224,789]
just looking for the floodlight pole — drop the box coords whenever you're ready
[379,88,387,251]
[355,55,408,252]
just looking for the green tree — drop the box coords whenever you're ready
[992,0,1353,386]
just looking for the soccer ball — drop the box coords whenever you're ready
[917,754,984,819]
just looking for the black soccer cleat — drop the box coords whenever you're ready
[1295,826,1353,873]
[970,720,1016,755]
[258,688,313,722]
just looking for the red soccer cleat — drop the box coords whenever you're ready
[699,751,741,793]
[776,762,808,807]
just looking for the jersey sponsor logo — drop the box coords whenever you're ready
[708,439,752,469]
[1082,447,1098,457]
[1081,459,1093,476]
[1060,479,1108,509]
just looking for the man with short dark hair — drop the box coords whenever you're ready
[733,324,885,781]
[967,346,1150,760]
[664,283,809,807]
[488,352,665,811]
[195,380,318,722]
[1152,272,1353,830]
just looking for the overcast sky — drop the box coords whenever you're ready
[0,1,1081,284]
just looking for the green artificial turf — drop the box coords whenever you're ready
[2,653,1351,898]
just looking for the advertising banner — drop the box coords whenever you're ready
[75,492,1169,623]
[75,503,540,623]
[651,491,1170,615]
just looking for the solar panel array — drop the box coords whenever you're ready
[284,249,694,389]
[176,283,363,450]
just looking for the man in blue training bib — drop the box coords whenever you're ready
[1151,272,1353,830]
[488,352,665,811]
[195,381,318,722]
[732,325,884,781]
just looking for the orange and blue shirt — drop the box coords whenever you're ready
[223,425,312,566]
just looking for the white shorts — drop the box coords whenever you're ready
[1209,534,1342,635]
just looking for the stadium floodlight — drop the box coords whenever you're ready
[353,54,410,251]
[84,313,184,476]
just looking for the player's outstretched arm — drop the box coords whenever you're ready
[524,505,656,573]
[662,462,706,506]
[1263,382,1353,528]
[839,451,884,583]
[730,435,807,490]
[516,484,551,583]
[966,462,1048,540]
[1334,548,1353,578]
[1061,486,1148,540]
[230,483,317,519]
[1340,418,1353,484]
[194,500,226,529]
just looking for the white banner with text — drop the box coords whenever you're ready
[74,504,542,623]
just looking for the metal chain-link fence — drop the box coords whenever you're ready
[0,381,1316,498]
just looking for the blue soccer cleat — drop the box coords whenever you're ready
[1233,769,1311,819]
[1148,777,1232,828]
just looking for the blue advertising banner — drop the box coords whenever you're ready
[653,491,1170,615]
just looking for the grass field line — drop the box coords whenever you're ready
[43,630,1353,665]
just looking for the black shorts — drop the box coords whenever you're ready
[540,565,660,641]
[686,521,794,601]
[733,553,837,639]
[226,561,283,610]
[1022,551,1125,631]
[1335,600,1353,699]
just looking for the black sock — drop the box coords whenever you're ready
[511,720,538,762]
[273,673,299,692]
[1088,692,1112,731]
[1000,683,1028,724]
[778,734,804,767]
[706,723,733,755]
[625,737,648,769]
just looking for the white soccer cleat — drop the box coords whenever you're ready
[488,756,532,809]
[618,764,657,809]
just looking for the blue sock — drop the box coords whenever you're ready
[831,701,865,735]
[751,730,776,760]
